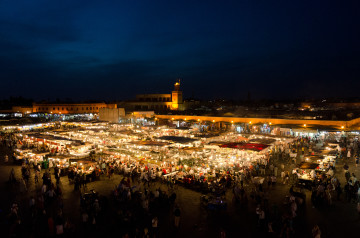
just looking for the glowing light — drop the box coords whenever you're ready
[231,121,234,123]
[341,126,344,129]
[303,124,306,127]
[212,120,215,122]
[171,118,174,120]
[269,122,272,125]
[249,121,252,124]
[197,119,200,121]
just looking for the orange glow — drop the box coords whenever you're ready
[212,120,215,122]
[303,124,306,127]
[197,119,200,121]
[231,121,234,123]
[269,122,272,125]
[249,121,252,124]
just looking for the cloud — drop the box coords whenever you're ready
[0,0,359,101]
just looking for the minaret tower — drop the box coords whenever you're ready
[171,79,183,110]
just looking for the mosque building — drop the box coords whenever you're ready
[119,80,184,111]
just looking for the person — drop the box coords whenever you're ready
[356,157,359,168]
[29,196,35,213]
[257,208,265,229]
[240,172,245,187]
[46,188,56,202]
[151,216,158,237]
[345,170,351,182]
[55,166,60,184]
[268,221,274,233]
[312,225,321,238]
[284,172,290,184]
[174,205,181,228]
[20,178,27,192]
[143,227,150,238]
[35,170,39,184]
[48,216,54,237]
[55,216,64,237]
[220,228,226,238]
[281,171,285,182]
[9,168,16,183]
[82,211,89,228]
[291,201,297,218]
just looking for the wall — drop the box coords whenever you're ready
[32,103,111,114]
[12,106,34,114]
[132,111,155,118]
[135,94,171,101]
[156,115,348,130]
[99,108,125,123]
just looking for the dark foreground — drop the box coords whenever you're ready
[0,145,360,238]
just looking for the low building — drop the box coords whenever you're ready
[12,106,34,114]
[32,102,117,114]
[99,108,126,123]
[132,111,155,118]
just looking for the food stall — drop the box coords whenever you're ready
[69,159,100,182]
[13,149,32,164]
[296,162,319,189]
[47,155,73,175]
[27,151,50,165]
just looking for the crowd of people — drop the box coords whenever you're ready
[2,131,360,237]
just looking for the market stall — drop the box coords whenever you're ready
[296,162,319,189]
[69,159,100,182]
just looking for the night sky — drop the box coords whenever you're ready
[1,0,359,101]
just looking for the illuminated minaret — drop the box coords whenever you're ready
[171,79,183,110]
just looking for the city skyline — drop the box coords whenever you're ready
[1,1,359,101]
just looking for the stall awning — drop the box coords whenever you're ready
[298,162,319,169]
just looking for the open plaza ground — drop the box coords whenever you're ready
[1,122,360,237]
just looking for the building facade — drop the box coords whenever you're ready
[120,80,184,111]
[32,102,117,114]
[12,106,34,115]
[99,108,126,123]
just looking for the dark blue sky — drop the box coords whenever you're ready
[1,0,359,101]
